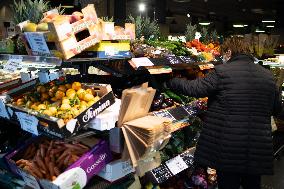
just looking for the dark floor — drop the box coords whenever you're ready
[262,155,284,189]
[262,130,284,189]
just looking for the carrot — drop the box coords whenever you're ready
[54,167,61,176]
[48,162,55,179]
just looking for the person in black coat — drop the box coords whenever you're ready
[165,37,282,189]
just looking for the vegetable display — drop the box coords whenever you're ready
[15,139,90,181]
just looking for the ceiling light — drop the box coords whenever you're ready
[173,0,191,2]
[199,22,210,26]
[266,25,275,28]
[233,24,244,28]
[255,29,265,33]
[138,3,146,12]
[243,25,248,27]
[187,13,191,18]
[262,20,275,23]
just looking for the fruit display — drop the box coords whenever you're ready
[185,39,220,56]
[0,70,20,83]
[11,80,100,123]
[14,138,90,181]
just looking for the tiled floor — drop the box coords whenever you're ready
[262,131,284,189]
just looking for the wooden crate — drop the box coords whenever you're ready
[47,4,100,60]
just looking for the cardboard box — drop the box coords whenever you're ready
[98,159,134,182]
[88,99,121,131]
[6,79,115,138]
[5,136,112,189]
[85,41,131,58]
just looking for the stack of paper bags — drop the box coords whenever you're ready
[122,115,171,167]
[117,85,156,127]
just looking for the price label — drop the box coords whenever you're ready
[105,46,116,56]
[165,155,188,175]
[3,56,22,73]
[129,57,154,68]
[0,98,9,119]
[25,32,50,55]
[19,169,41,189]
[16,112,39,135]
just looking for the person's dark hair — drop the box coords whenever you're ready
[221,36,251,57]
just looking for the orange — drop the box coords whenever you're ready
[43,109,52,116]
[84,93,95,102]
[72,82,81,91]
[60,103,71,111]
[66,89,76,99]
[76,89,86,100]
[37,104,47,110]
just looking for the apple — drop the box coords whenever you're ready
[36,23,49,31]
[72,11,84,20]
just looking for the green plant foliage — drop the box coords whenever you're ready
[11,0,50,24]
[185,22,197,42]
[128,15,160,40]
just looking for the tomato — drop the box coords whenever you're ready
[72,82,81,91]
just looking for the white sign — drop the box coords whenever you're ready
[3,56,22,73]
[130,57,154,68]
[25,32,50,54]
[19,169,41,189]
[165,155,188,175]
[0,98,9,119]
[16,112,39,135]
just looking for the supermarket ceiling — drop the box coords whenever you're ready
[127,0,284,27]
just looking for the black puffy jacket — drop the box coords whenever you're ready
[167,54,282,175]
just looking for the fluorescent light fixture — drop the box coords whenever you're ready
[187,13,191,18]
[233,24,244,28]
[262,20,275,23]
[138,3,146,12]
[61,5,74,8]
[199,22,210,26]
[255,29,265,33]
[266,25,275,28]
[244,25,248,27]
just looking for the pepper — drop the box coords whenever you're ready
[165,90,184,104]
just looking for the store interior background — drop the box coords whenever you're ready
[0,0,284,43]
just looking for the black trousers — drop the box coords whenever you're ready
[217,171,261,189]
